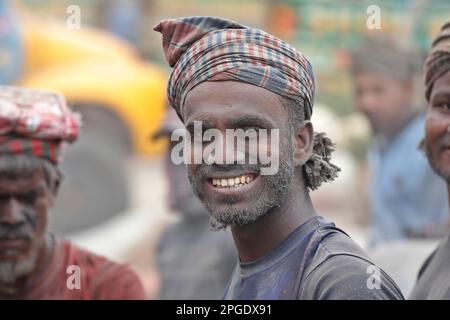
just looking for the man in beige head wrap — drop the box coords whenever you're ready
[410,22,450,300]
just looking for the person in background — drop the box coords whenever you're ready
[154,108,236,300]
[350,34,448,246]
[410,21,450,299]
[0,86,146,299]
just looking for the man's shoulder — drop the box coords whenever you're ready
[300,227,404,300]
[58,238,146,299]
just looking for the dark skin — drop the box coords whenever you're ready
[0,171,57,295]
[184,81,316,262]
[425,70,450,207]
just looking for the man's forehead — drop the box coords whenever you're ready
[183,81,286,124]
[432,70,450,96]
[185,81,281,105]
[0,173,46,193]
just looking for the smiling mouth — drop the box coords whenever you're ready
[0,237,29,251]
[209,173,258,189]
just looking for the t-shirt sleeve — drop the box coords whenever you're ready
[299,254,405,300]
[91,263,147,300]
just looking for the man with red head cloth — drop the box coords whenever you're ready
[0,86,146,299]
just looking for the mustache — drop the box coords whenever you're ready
[0,226,33,241]
[194,163,262,180]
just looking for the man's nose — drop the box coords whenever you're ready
[204,137,245,166]
[0,198,27,226]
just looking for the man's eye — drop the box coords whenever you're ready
[17,193,39,204]
[435,102,450,110]
[241,126,261,132]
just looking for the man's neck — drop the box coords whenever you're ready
[230,175,316,263]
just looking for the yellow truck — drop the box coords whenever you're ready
[13,12,168,234]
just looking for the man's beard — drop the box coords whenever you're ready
[188,143,294,230]
[0,250,38,286]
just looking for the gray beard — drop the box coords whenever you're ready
[208,160,293,230]
[0,251,38,285]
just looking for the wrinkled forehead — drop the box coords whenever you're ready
[0,172,47,195]
[183,81,288,129]
[431,69,450,97]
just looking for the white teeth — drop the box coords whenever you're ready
[212,174,256,188]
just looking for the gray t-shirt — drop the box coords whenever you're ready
[409,233,450,299]
[224,216,404,300]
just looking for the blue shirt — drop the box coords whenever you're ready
[369,115,448,246]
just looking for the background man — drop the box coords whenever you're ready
[0,86,146,299]
[351,35,448,246]
[154,108,236,299]
[410,22,450,299]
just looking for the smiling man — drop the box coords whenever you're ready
[0,86,145,299]
[154,16,403,300]
[410,22,450,300]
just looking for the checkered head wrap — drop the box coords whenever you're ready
[154,16,315,121]
[425,21,450,101]
[0,86,81,164]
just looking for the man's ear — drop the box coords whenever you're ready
[293,121,314,167]
[48,180,61,207]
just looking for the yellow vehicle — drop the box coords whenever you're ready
[14,12,168,234]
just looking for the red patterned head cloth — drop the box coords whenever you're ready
[153,16,315,121]
[425,21,450,101]
[0,86,81,164]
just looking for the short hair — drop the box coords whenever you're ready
[0,154,62,194]
[350,33,420,83]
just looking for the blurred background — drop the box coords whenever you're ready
[1,0,449,298]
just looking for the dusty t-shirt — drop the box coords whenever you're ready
[224,216,404,300]
[409,233,450,300]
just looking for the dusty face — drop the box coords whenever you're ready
[0,171,53,283]
[354,72,414,137]
[425,70,450,183]
[183,81,297,229]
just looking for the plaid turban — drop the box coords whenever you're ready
[0,86,81,164]
[425,21,450,101]
[154,16,315,120]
